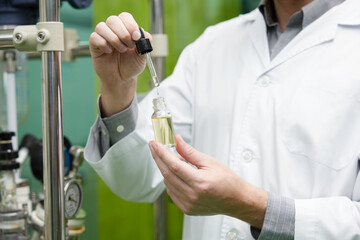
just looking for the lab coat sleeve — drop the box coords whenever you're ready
[294,166,360,239]
[102,96,138,146]
[84,44,195,203]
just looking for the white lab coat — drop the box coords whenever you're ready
[85,0,360,239]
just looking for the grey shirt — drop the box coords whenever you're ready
[260,0,345,60]
[89,0,345,239]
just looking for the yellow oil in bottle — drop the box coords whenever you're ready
[151,116,176,148]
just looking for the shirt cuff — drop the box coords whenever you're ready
[250,192,295,240]
[98,95,138,146]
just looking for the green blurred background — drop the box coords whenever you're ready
[16,0,260,239]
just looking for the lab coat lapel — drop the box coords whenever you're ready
[247,10,271,68]
[246,9,338,72]
[268,22,337,70]
[267,0,360,71]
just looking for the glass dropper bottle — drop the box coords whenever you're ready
[136,28,176,148]
[151,97,176,148]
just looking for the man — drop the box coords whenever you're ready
[85,0,360,239]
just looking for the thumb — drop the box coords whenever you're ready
[175,135,208,168]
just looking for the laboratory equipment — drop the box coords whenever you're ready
[149,1,169,238]
[152,97,176,148]
[0,50,28,148]
[0,0,92,26]
[26,139,86,240]
[0,1,92,239]
[64,179,82,219]
[0,132,29,239]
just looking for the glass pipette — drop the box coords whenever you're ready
[145,53,160,87]
[136,28,160,88]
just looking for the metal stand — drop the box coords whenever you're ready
[0,1,91,239]
[151,1,168,240]
[39,0,65,239]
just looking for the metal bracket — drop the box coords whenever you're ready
[12,22,64,52]
[62,28,78,62]
[150,34,168,58]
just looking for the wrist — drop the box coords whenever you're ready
[100,80,137,117]
[230,181,268,229]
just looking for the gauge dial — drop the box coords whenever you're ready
[64,179,82,218]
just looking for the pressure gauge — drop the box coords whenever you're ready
[64,179,82,219]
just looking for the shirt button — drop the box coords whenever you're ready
[225,228,240,240]
[102,129,107,135]
[116,125,125,133]
[258,75,271,87]
[242,149,254,163]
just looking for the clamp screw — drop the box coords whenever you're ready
[37,31,46,41]
[14,33,22,42]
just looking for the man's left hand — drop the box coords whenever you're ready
[149,135,268,229]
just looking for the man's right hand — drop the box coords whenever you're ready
[89,12,152,117]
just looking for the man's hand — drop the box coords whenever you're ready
[149,135,268,229]
[89,12,152,117]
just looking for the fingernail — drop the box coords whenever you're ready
[132,30,141,41]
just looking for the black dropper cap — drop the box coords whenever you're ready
[136,28,153,55]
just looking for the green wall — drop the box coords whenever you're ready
[93,1,242,240]
[243,0,261,13]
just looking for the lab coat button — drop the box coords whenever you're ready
[116,125,124,133]
[225,228,240,240]
[242,150,254,162]
[258,75,271,87]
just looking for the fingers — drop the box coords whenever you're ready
[95,22,127,53]
[91,12,151,54]
[149,141,197,185]
[175,135,209,167]
[107,13,138,48]
[118,12,141,43]
[89,32,113,56]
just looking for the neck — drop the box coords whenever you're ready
[273,0,314,31]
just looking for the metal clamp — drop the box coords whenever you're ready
[13,22,64,52]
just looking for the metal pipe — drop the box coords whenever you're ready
[71,42,90,58]
[151,0,165,82]
[4,51,18,150]
[0,29,14,49]
[151,1,167,240]
[40,0,65,239]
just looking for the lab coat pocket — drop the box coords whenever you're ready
[282,86,360,170]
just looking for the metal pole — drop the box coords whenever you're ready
[71,42,90,58]
[0,29,15,50]
[151,1,167,240]
[40,0,65,239]
[151,0,165,81]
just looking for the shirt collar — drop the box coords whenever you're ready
[259,0,277,27]
[258,0,346,29]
